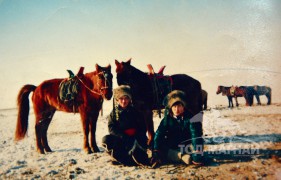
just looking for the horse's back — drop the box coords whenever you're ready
[257,85,271,95]
[35,78,62,94]
[171,74,201,90]
[32,78,63,105]
[202,89,208,100]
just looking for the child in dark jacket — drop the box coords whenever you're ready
[102,85,148,166]
[150,90,204,168]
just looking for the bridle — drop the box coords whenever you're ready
[77,71,112,97]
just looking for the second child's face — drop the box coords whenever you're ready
[118,95,131,109]
[171,103,184,116]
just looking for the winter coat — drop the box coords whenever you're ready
[107,105,147,148]
[153,111,203,153]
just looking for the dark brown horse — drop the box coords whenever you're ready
[115,59,203,146]
[15,64,113,154]
[202,89,208,110]
[234,86,249,105]
[216,85,248,107]
[216,85,237,108]
[244,85,271,106]
[254,85,272,105]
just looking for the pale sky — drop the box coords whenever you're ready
[0,0,281,109]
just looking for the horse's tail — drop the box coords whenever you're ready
[15,84,36,141]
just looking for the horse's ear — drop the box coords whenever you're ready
[77,66,84,77]
[95,64,101,71]
[115,60,120,66]
[126,58,131,65]
[106,64,111,70]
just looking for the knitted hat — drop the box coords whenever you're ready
[113,85,132,100]
[163,90,187,109]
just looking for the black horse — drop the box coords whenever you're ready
[245,86,271,106]
[115,59,203,146]
[202,89,208,110]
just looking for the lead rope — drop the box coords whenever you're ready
[76,76,103,96]
[76,72,108,117]
[113,98,119,121]
[100,71,108,117]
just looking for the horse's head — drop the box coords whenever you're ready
[216,86,222,94]
[115,58,133,86]
[94,64,113,100]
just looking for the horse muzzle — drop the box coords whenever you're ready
[101,87,113,100]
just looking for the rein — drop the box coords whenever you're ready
[76,71,110,96]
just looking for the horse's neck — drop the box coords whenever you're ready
[129,66,152,96]
[131,67,150,86]
[84,72,96,89]
[222,87,231,95]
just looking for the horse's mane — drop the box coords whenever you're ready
[122,64,153,100]
[85,70,97,76]
[128,64,149,81]
[123,65,150,90]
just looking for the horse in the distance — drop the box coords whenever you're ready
[245,85,271,106]
[202,89,208,110]
[217,85,250,107]
[216,86,236,108]
[15,64,113,154]
[216,85,243,107]
[115,59,203,146]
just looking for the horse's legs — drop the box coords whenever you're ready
[34,109,54,154]
[266,93,271,105]
[244,96,249,106]
[41,110,55,152]
[80,111,92,154]
[203,98,207,110]
[235,97,239,107]
[35,119,45,154]
[227,96,233,108]
[249,95,253,106]
[255,95,261,105]
[89,112,100,153]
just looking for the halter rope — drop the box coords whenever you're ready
[76,71,110,96]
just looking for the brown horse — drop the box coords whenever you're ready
[216,86,237,108]
[115,59,203,146]
[216,85,248,107]
[15,64,113,154]
[234,86,249,105]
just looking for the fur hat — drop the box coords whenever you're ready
[163,90,187,109]
[114,85,132,100]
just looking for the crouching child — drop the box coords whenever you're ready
[150,90,204,168]
[102,85,149,166]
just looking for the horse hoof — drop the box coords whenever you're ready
[84,149,93,154]
[92,147,100,153]
[45,148,52,153]
[37,149,45,154]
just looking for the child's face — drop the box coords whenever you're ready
[118,95,131,109]
[171,103,185,116]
